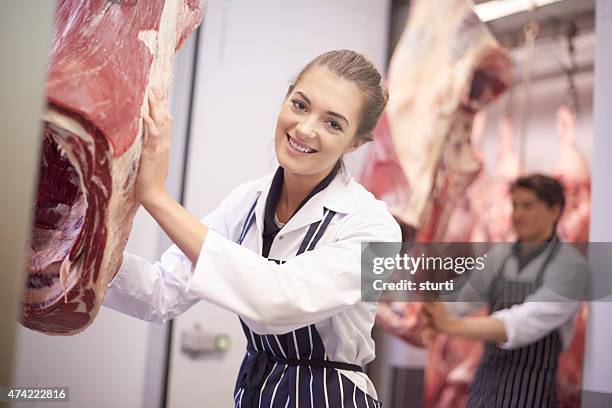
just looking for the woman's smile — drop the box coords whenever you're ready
[286,133,318,156]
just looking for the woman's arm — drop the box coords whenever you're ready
[101,91,227,322]
[104,177,253,323]
[137,90,208,263]
[141,190,208,263]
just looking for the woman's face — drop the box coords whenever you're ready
[275,65,365,180]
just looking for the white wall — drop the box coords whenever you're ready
[581,0,612,405]
[1,0,56,392]
[166,1,390,406]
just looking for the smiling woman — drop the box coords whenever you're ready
[103,49,400,408]
[274,51,388,223]
[275,65,364,182]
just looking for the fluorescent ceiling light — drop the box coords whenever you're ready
[474,0,564,22]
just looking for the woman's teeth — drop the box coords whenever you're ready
[288,136,315,153]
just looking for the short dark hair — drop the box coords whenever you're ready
[510,174,565,214]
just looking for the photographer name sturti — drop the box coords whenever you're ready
[369,253,488,293]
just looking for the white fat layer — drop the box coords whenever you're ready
[139,0,180,113]
[138,30,158,56]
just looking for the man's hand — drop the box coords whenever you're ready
[423,301,508,344]
[422,301,456,333]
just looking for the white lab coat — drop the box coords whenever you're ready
[103,169,402,397]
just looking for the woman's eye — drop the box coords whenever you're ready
[326,120,342,131]
[292,100,307,111]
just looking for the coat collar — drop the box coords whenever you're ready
[253,167,356,237]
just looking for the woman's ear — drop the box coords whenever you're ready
[345,134,370,154]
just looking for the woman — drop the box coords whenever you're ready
[422,175,588,408]
[103,50,401,407]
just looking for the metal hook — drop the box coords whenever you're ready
[563,20,580,119]
[517,1,540,172]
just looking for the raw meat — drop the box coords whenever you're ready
[443,112,489,242]
[361,0,511,406]
[557,303,587,408]
[361,0,511,242]
[553,105,590,408]
[423,319,485,408]
[554,105,590,242]
[21,0,205,335]
[468,115,520,243]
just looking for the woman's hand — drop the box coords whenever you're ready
[133,89,208,263]
[136,89,173,208]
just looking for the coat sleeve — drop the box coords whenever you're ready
[188,205,401,334]
[101,247,200,323]
[102,183,256,323]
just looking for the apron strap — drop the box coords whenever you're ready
[240,349,363,390]
[487,235,562,303]
[535,235,561,286]
[237,193,261,245]
[296,208,336,255]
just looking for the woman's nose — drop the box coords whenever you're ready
[296,118,317,139]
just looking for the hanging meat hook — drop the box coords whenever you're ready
[518,0,540,173]
[562,20,581,120]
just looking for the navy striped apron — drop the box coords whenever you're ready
[232,197,382,408]
[467,237,562,408]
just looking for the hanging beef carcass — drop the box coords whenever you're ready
[21,0,205,335]
[466,115,521,244]
[370,113,491,408]
[554,105,590,242]
[443,112,489,242]
[360,0,511,406]
[487,116,520,241]
[361,0,511,242]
